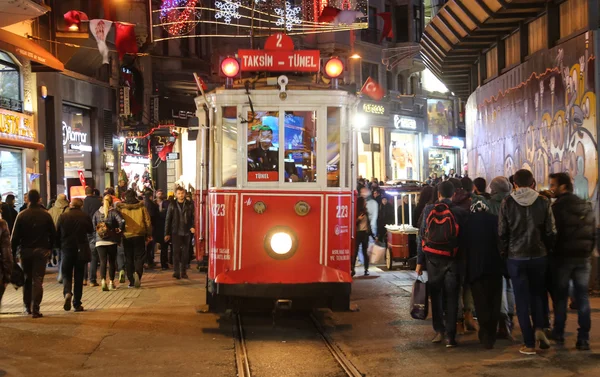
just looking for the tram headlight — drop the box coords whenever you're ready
[270,232,293,254]
[264,226,298,260]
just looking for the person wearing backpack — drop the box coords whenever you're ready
[416,181,468,348]
[499,169,556,355]
[548,173,595,351]
[93,195,125,291]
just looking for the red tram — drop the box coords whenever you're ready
[195,40,357,311]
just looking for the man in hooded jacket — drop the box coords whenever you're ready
[499,169,556,355]
[48,194,70,283]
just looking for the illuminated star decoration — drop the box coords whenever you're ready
[159,0,201,36]
[215,0,242,24]
[275,1,302,31]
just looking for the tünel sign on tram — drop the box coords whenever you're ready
[238,33,320,72]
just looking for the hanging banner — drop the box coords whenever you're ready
[77,170,87,187]
[89,19,113,64]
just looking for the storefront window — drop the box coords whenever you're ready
[357,127,385,182]
[62,105,92,179]
[0,148,23,207]
[222,106,237,187]
[390,132,419,181]
[284,111,317,183]
[0,51,20,105]
[428,148,459,178]
[247,111,279,182]
[327,107,341,187]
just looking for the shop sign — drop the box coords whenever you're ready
[62,121,88,145]
[238,33,320,72]
[150,95,159,124]
[0,109,34,141]
[69,144,92,152]
[119,87,130,117]
[123,155,150,164]
[393,115,417,130]
[362,103,386,116]
[167,152,180,160]
[104,150,115,171]
[171,110,195,119]
[435,135,465,149]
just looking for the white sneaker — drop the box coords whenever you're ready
[101,279,108,291]
[108,281,116,291]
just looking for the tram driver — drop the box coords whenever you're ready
[248,125,279,172]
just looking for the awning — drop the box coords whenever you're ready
[0,136,44,150]
[0,29,64,72]
[0,0,48,28]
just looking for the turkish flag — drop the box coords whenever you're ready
[158,141,174,161]
[319,6,341,23]
[377,13,393,43]
[64,10,88,28]
[114,22,138,60]
[361,77,385,101]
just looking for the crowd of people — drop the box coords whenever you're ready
[0,185,195,317]
[354,170,596,354]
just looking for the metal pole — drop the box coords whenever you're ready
[148,0,153,44]
[408,193,412,225]
[394,195,398,226]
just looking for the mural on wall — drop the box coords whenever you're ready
[466,31,597,201]
[427,99,454,136]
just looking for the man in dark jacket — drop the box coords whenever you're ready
[144,190,160,268]
[0,194,18,234]
[56,198,94,312]
[416,181,468,348]
[11,190,56,318]
[549,172,595,350]
[83,186,102,286]
[155,189,170,270]
[499,169,556,355]
[165,187,195,279]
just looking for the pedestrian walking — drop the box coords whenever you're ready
[352,196,374,277]
[0,218,12,309]
[93,195,125,291]
[499,169,556,355]
[416,181,467,348]
[464,200,504,349]
[83,187,102,287]
[0,194,18,234]
[155,189,170,270]
[377,196,394,246]
[549,172,595,351]
[56,198,94,312]
[48,194,70,283]
[116,190,152,288]
[164,187,195,279]
[144,190,160,268]
[10,190,56,318]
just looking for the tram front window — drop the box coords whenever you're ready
[284,111,317,183]
[247,111,280,182]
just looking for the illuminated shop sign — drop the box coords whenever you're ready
[435,135,465,149]
[362,103,386,115]
[393,115,417,130]
[123,155,150,164]
[69,144,92,152]
[62,121,88,145]
[0,109,35,141]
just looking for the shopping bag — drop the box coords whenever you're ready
[410,276,429,320]
[11,262,24,289]
[369,242,386,264]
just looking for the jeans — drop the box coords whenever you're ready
[88,235,98,283]
[62,250,85,308]
[501,277,515,316]
[507,257,547,348]
[172,234,191,275]
[20,248,49,314]
[552,259,592,341]
[427,258,460,340]
[471,275,503,346]
[159,241,169,268]
[117,244,126,271]
[97,244,118,281]
[352,231,370,273]
[123,236,146,285]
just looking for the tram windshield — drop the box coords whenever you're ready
[247,111,280,182]
[283,111,317,183]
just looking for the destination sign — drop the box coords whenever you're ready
[238,33,320,73]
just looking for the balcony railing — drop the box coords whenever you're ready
[360,28,380,44]
[0,96,24,113]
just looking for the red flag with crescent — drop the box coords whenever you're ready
[360,77,384,101]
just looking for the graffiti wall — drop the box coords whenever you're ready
[466,31,597,201]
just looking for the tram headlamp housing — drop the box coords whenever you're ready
[264,226,298,260]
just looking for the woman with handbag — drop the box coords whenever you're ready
[352,197,374,277]
[93,195,125,291]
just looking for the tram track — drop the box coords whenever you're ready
[233,312,363,377]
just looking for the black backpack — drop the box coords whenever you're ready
[422,203,460,257]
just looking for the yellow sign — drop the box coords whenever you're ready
[362,103,386,115]
[0,109,35,141]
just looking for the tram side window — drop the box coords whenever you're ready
[327,107,341,187]
[247,111,280,182]
[222,107,238,187]
[284,111,317,183]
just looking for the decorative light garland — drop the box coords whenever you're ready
[215,0,242,24]
[159,0,202,36]
[275,1,302,31]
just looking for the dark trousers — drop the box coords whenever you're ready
[427,259,460,340]
[97,244,118,281]
[159,241,169,268]
[123,236,146,284]
[552,259,592,341]
[88,235,98,283]
[62,250,86,307]
[146,240,156,266]
[352,230,370,273]
[21,248,49,314]
[507,257,547,348]
[172,234,191,275]
[471,275,503,346]
[117,244,126,271]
